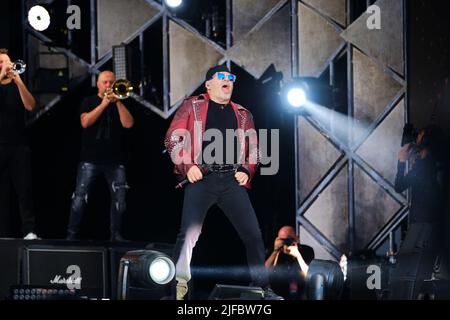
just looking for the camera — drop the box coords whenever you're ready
[401,123,417,146]
[401,123,442,157]
[401,123,421,158]
[282,237,297,246]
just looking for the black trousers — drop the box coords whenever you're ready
[172,171,269,288]
[388,222,443,299]
[67,162,128,236]
[0,145,35,236]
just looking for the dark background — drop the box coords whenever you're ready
[409,0,450,130]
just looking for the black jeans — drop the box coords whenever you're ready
[388,222,443,299]
[172,171,269,288]
[67,162,128,236]
[0,145,35,236]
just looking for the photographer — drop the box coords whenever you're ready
[265,226,314,299]
[395,125,443,223]
[389,124,445,299]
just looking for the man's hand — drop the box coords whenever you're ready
[235,171,249,186]
[108,93,119,103]
[100,91,115,107]
[273,237,284,252]
[286,244,301,259]
[288,244,309,275]
[187,165,203,183]
[0,62,8,80]
[8,69,19,82]
[398,143,411,162]
[0,61,13,81]
[103,89,118,104]
[100,93,110,107]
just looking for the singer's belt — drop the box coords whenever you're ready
[203,164,240,172]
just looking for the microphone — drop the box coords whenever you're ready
[175,167,210,189]
[175,178,190,189]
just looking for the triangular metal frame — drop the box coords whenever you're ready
[25,0,293,122]
[295,0,408,258]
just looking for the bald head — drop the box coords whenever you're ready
[97,71,116,96]
[98,70,114,79]
[278,226,298,240]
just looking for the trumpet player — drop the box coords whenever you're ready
[0,48,38,240]
[66,70,134,241]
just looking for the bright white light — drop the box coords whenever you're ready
[287,87,307,108]
[28,5,51,31]
[149,257,175,285]
[165,0,182,8]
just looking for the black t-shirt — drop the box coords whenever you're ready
[202,100,238,164]
[0,81,27,145]
[269,245,315,300]
[79,95,128,165]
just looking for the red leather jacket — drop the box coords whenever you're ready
[164,93,259,188]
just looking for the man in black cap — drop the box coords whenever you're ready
[165,64,279,300]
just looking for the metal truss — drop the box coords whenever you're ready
[295,0,409,258]
[24,0,291,123]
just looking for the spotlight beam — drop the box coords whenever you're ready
[299,114,408,206]
[301,100,368,145]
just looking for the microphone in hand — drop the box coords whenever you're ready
[175,166,210,189]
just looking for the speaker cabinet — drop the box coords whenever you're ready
[21,245,108,299]
[0,240,22,299]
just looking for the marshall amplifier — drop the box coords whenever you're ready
[21,245,108,299]
[0,240,22,300]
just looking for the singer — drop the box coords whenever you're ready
[164,65,279,300]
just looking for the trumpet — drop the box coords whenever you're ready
[105,79,133,100]
[12,60,26,75]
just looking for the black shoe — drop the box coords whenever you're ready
[263,288,284,300]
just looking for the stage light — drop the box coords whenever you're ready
[280,78,312,112]
[165,0,182,8]
[287,87,307,108]
[127,250,175,287]
[28,5,51,31]
[148,256,175,285]
[305,259,345,300]
[280,77,333,113]
[117,250,175,300]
